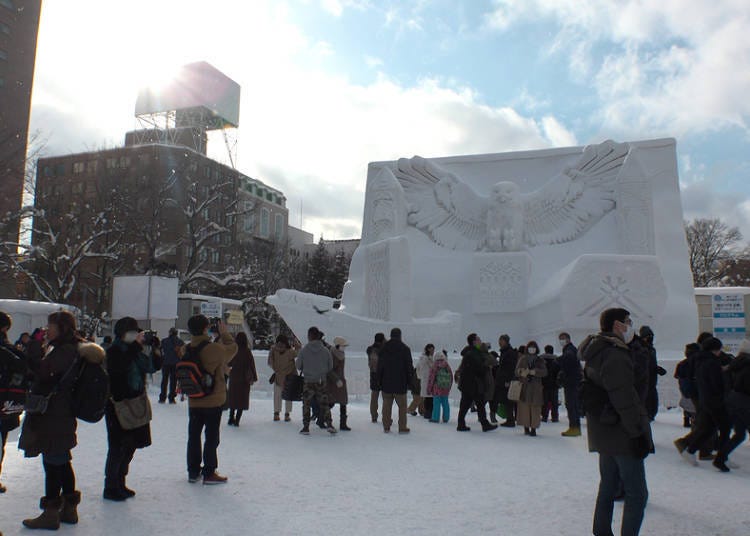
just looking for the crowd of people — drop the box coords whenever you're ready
[1,305,749,536]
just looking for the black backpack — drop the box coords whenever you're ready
[70,358,109,423]
[176,341,213,398]
[0,345,29,417]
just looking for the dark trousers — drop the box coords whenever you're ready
[160,365,177,402]
[458,392,490,427]
[104,442,136,491]
[542,386,559,421]
[423,397,434,418]
[43,458,75,499]
[725,394,750,458]
[684,406,731,458]
[564,384,581,427]
[0,428,7,477]
[187,407,222,477]
[593,454,648,536]
[229,409,244,424]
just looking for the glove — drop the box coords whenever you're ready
[336,380,344,388]
[631,434,652,460]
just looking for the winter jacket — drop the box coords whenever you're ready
[296,340,333,383]
[581,333,653,458]
[458,345,489,398]
[515,353,548,406]
[727,352,750,397]
[694,350,726,411]
[327,346,348,405]
[0,336,27,432]
[19,338,105,457]
[628,337,650,404]
[105,339,155,449]
[227,345,258,410]
[541,353,560,389]
[366,343,382,391]
[160,335,185,367]
[416,353,435,398]
[376,338,413,395]
[558,342,581,387]
[268,344,297,387]
[427,353,453,397]
[187,333,238,409]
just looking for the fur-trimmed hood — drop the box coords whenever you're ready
[77,341,105,364]
[579,333,629,361]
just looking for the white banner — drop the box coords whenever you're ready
[712,294,746,355]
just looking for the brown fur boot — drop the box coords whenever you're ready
[22,496,62,530]
[60,490,81,524]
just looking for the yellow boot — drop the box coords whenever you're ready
[561,427,581,437]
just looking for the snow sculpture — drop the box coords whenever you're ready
[267,138,697,353]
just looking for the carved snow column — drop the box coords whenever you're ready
[615,150,656,255]
[473,252,532,313]
[360,165,408,246]
[347,165,412,322]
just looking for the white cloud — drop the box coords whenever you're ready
[30,0,576,241]
[364,55,383,69]
[485,0,750,137]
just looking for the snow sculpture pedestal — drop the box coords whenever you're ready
[267,138,697,353]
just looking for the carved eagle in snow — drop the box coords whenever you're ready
[393,140,629,251]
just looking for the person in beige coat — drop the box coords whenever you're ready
[267,335,300,422]
[515,340,548,436]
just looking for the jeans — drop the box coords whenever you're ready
[593,454,648,536]
[160,365,177,402]
[382,393,408,431]
[432,396,450,422]
[187,407,222,477]
[564,385,581,427]
[273,382,293,414]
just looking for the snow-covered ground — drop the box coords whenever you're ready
[0,379,748,536]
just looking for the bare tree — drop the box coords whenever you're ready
[685,218,744,287]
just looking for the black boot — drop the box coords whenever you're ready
[339,406,351,431]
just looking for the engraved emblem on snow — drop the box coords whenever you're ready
[393,140,629,252]
[474,253,531,313]
[616,176,656,255]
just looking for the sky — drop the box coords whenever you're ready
[28,0,750,242]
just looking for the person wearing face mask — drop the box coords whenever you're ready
[558,331,583,437]
[579,307,653,536]
[102,317,156,501]
[515,341,548,436]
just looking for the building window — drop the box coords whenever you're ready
[204,166,211,178]
[256,188,264,199]
[119,156,131,168]
[55,164,65,175]
[43,166,53,177]
[72,182,84,194]
[0,76,4,88]
[199,249,208,262]
[260,208,270,238]
[266,192,273,202]
[0,50,7,61]
[243,213,254,233]
[212,250,220,264]
[72,162,85,174]
[86,160,98,174]
[0,0,14,11]
[189,162,198,173]
[274,213,284,239]
[0,22,10,35]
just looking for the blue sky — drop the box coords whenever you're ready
[29,0,750,241]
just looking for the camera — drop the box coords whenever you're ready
[142,330,157,346]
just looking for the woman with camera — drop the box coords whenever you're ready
[103,317,156,501]
[19,311,105,530]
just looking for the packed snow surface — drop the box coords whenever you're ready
[0,377,748,535]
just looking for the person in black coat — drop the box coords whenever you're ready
[541,345,561,423]
[0,311,27,494]
[558,332,582,436]
[103,317,155,501]
[495,334,518,427]
[674,337,732,472]
[721,340,750,466]
[456,334,497,432]
[637,326,666,420]
[376,328,414,433]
